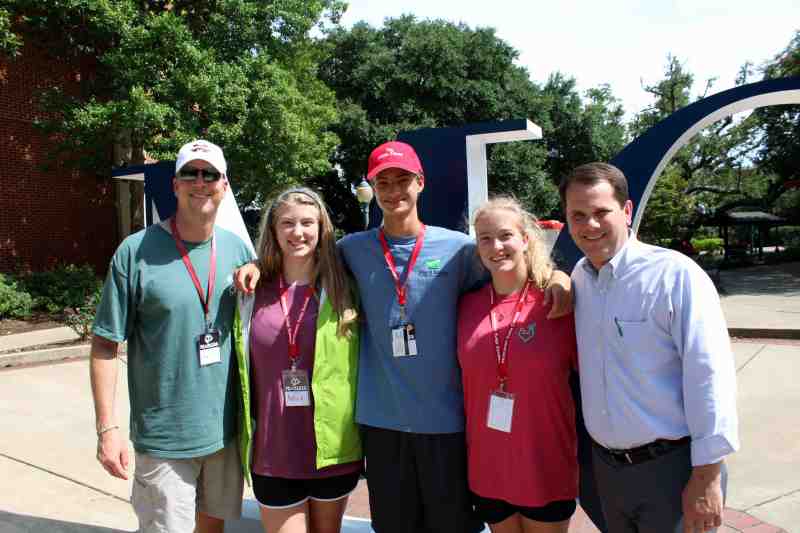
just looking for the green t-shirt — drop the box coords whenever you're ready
[93,222,254,458]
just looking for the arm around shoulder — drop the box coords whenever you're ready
[544,269,573,319]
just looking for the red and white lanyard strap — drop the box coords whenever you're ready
[488,280,531,391]
[170,217,216,328]
[278,275,315,369]
[378,225,426,321]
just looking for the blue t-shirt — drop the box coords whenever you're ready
[339,225,486,433]
[93,223,254,458]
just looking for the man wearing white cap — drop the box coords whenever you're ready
[90,140,254,533]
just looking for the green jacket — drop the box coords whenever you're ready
[233,289,362,482]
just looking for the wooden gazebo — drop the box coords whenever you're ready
[712,210,787,262]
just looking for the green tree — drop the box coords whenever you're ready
[632,55,765,243]
[636,167,693,244]
[315,16,627,231]
[0,6,21,55]
[2,0,345,206]
[542,75,627,184]
[751,30,800,222]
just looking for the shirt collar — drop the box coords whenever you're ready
[581,231,640,280]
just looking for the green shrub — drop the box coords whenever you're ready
[0,273,33,319]
[695,253,723,270]
[21,264,103,315]
[776,227,800,248]
[691,237,724,254]
[766,245,800,264]
[64,288,102,340]
[783,246,800,261]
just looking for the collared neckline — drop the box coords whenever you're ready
[581,231,639,280]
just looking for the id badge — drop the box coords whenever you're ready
[281,368,311,407]
[487,391,515,433]
[197,329,221,367]
[391,323,418,357]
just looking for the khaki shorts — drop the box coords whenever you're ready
[132,441,243,532]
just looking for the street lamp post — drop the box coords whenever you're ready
[355,178,373,229]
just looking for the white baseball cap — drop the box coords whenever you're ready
[175,139,227,175]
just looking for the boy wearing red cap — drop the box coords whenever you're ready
[339,141,483,531]
[338,141,570,533]
[237,140,570,532]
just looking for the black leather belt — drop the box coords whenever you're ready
[593,436,691,466]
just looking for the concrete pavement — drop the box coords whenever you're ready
[727,341,800,529]
[719,262,800,338]
[0,326,87,368]
[0,326,78,352]
[1,338,797,532]
[0,261,797,532]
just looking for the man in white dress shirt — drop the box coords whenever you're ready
[561,162,739,533]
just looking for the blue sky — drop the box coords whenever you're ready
[338,0,799,120]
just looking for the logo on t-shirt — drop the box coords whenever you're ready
[425,259,441,270]
[518,322,536,343]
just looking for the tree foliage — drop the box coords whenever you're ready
[542,75,626,184]
[315,16,626,231]
[751,30,800,220]
[633,55,769,243]
[2,0,346,205]
[14,6,771,238]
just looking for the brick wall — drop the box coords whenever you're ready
[0,41,117,275]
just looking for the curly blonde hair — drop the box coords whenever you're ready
[472,196,554,290]
[255,187,358,337]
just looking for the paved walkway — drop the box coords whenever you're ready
[0,261,797,532]
[1,337,796,532]
[718,262,800,337]
[0,326,78,353]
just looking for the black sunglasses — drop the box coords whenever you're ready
[176,166,223,182]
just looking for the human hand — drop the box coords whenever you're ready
[543,270,573,319]
[234,262,261,294]
[96,428,129,480]
[682,462,724,533]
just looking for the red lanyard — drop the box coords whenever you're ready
[378,225,426,319]
[488,281,530,390]
[278,276,315,367]
[170,217,216,327]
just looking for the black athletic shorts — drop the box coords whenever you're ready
[472,493,577,524]
[252,470,361,509]
[361,425,484,533]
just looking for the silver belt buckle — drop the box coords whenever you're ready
[624,452,633,464]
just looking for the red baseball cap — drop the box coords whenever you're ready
[366,141,423,180]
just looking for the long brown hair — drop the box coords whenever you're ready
[473,196,554,290]
[255,187,357,337]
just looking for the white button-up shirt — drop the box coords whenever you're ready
[573,237,740,466]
